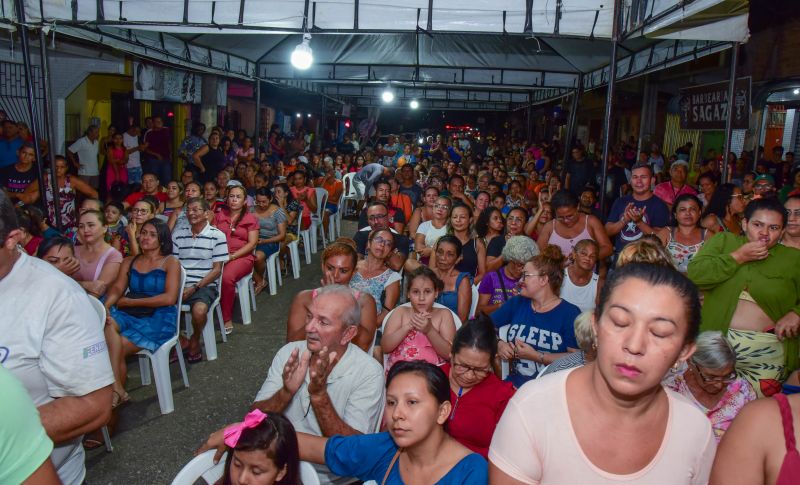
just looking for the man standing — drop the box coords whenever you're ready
[201,285,384,484]
[606,164,670,256]
[564,146,596,197]
[0,191,114,484]
[0,143,38,203]
[0,119,23,169]
[653,160,697,210]
[123,124,146,184]
[143,116,173,184]
[67,125,100,188]
[172,197,229,361]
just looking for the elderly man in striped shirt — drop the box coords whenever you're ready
[171,197,229,362]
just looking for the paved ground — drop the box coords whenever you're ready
[85,234,329,483]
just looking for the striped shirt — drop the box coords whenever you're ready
[172,222,229,287]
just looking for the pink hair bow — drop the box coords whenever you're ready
[224,409,268,447]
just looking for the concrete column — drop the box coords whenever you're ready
[200,75,219,129]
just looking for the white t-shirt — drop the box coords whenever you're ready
[123,131,141,168]
[255,340,384,484]
[489,368,716,484]
[416,220,449,249]
[0,252,115,484]
[560,268,598,313]
[67,136,99,176]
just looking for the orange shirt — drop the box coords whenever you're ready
[391,193,413,222]
[322,178,343,204]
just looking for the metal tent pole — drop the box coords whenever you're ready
[599,0,621,216]
[254,78,261,159]
[722,42,739,183]
[563,74,583,163]
[39,28,62,231]
[14,0,48,216]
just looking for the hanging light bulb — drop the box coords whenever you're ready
[290,33,313,70]
[410,100,419,109]
[382,89,395,103]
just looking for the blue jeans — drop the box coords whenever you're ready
[127,166,143,184]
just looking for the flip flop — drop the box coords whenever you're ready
[187,351,203,363]
[111,390,130,409]
[224,324,234,335]
[254,281,268,296]
[83,438,105,450]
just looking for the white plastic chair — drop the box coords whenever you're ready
[181,265,225,361]
[293,213,312,265]
[468,283,479,320]
[87,296,114,453]
[340,172,362,217]
[137,266,189,415]
[380,302,462,370]
[300,462,322,485]
[265,250,282,295]
[310,187,329,253]
[235,272,257,325]
[286,215,303,279]
[171,450,226,485]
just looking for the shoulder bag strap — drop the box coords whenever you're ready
[381,449,403,485]
[496,269,509,302]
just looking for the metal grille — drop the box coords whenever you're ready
[0,61,46,135]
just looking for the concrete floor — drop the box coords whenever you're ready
[85,239,327,484]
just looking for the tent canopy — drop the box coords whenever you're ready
[1,0,748,109]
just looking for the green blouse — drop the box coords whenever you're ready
[688,232,800,369]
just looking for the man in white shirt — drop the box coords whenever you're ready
[199,285,384,484]
[67,125,100,189]
[123,124,145,184]
[0,191,114,484]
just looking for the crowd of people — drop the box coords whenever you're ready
[1,114,800,485]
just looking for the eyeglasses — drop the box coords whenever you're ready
[368,213,388,220]
[131,208,150,214]
[452,361,491,377]
[520,272,544,281]
[434,203,450,211]
[730,193,745,199]
[787,209,800,218]
[371,236,392,247]
[692,362,736,384]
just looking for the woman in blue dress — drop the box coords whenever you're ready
[104,219,181,407]
[298,360,487,484]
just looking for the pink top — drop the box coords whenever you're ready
[663,371,755,442]
[75,245,123,282]
[548,214,592,257]
[775,393,800,485]
[386,328,445,372]
[653,181,698,207]
[290,186,316,219]
[214,207,258,257]
[489,369,717,484]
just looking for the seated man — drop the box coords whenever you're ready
[123,172,168,210]
[200,285,385,484]
[357,179,406,233]
[0,191,114,484]
[353,201,410,272]
[171,197,229,362]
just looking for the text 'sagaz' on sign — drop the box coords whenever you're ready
[678,77,751,131]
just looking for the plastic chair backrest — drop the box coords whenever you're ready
[468,283,479,320]
[300,461,322,485]
[380,302,461,369]
[314,187,329,219]
[342,172,358,198]
[170,450,226,485]
[173,265,187,337]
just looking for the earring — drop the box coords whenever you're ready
[591,340,597,350]
[672,361,680,370]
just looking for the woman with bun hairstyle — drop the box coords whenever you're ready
[490,244,581,387]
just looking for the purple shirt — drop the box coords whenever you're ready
[478,267,520,306]
[144,128,172,160]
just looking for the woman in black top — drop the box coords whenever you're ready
[475,206,506,272]
[192,131,226,183]
[449,202,486,283]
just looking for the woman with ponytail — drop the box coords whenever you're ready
[490,244,581,387]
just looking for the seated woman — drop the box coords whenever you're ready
[252,187,287,295]
[408,186,439,238]
[414,195,451,265]
[560,239,600,313]
[491,245,581,388]
[658,194,710,273]
[285,241,378,352]
[118,198,156,256]
[298,361,488,483]
[476,206,506,272]
[431,235,472,323]
[220,410,299,485]
[74,210,123,298]
[539,310,597,377]
[382,267,456,371]
[663,331,756,442]
[477,236,539,316]
[447,203,486,283]
[490,263,717,484]
[14,206,43,255]
[443,316,516,458]
[37,236,80,277]
[537,189,613,261]
[161,180,184,218]
[103,219,181,407]
[167,181,203,231]
[289,170,316,233]
[214,184,258,334]
[616,236,675,269]
[701,183,745,235]
[688,197,800,397]
[349,229,401,325]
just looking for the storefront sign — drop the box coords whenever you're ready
[679,77,750,130]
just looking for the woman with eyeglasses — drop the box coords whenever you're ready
[662,331,755,442]
[491,245,581,388]
[408,186,440,238]
[476,236,539,316]
[658,193,711,273]
[537,190,613,261]
[349,229,401,325]
[443,316,515,458]
[701,183,746,236]
[125,198,156,256]
[783,195,800,250]
[689,197,800,397]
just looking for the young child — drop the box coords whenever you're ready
[221,410,299,485]
[382,266,456,372]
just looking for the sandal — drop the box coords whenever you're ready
[224,323,234,335]
[254,280,268,296]
[187,351,203,363]
[111,390,130,409]
[83,438,105,450]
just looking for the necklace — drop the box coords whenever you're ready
[531,296,560,313]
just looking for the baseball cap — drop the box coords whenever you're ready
[754,174,775,185]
